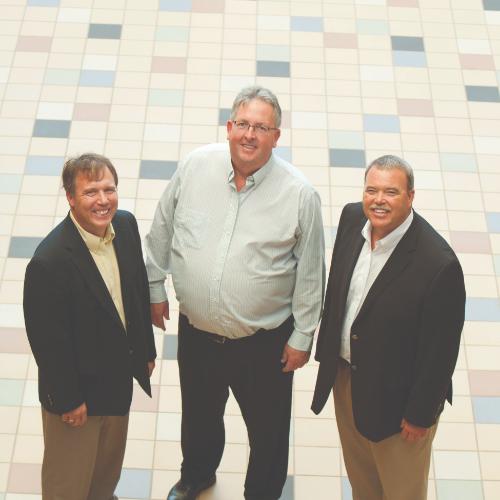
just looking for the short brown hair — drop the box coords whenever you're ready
[62,153,118,195]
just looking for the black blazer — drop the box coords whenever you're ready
[312,203,466,442]
[23,210,156,416]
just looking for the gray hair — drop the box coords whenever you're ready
[230,85,282,128]
[365,155,414,192]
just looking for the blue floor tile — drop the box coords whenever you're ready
[330,148,366,168]
[391,36,425,51]
[393,51,427,67]
[139,160,177,180]
[115,469,152,499]
[162,334,178,360]
[256,61,290,78]
[28,0,59,5]
[279,475,294,500]
[435,479,483,500]
[33,119,71,138]
[291,16,323,32]
[342,476,352,500]
[25,156,63,176]
[219,108,231,125]
[88,23,122,40]
[0,174,22,194]
[472,397,500,423]
[486,212,500,232]
[465,86,500,103]
[0,379,24,406]
[465,298,500,321]
[159,0,192,11]
[363,114,400,133]
[79,70,115,87]
[8,236,44,258]
[483,0,500,11]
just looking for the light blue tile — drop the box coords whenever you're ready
[148,89,184,107]
[275,147,291,163]
[140,160,177,180]
[329,131,364,149]
[342,476,352,500]
[25,156,63,176]
[435,480,483,500]
[33,119,71,138]
[486,212,500,232]
[356,19,389,36]
[23,380,39,406]
[159,0,192,11]
[279,476,293,500]
[393,51,427,67]
[440,153,477,172]
[291,16,323,32]
[483,0,500,11]
[256,45,290,62]
[115,469,152,499]
[88,23,122,40]
[155,26,189,42]
[256,61,290,77]
[391,36,425,52]
[330,149,366,168]
[0,174,22,194]
[0,379,24,406]
[8,237,44,258]
[79,70,115,87]
[363,114,400,133]
[28,0,59,5]
[219,108,231,125]
[472,397,500,423]
[162,334,177,360]
[494,255,500,275]
[44,68,80,86]
[465,298,500,321]
[466,85,500,103]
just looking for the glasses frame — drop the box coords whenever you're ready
[231,120,279,135]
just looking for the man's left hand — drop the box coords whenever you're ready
[400,418,429,442]
[281,344,310,372]
[148,361,155,377]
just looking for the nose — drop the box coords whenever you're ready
[374,191,385,204]
[244,124,257,139]
[96,190,108,204]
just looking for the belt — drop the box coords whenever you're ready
[197,330,237,344]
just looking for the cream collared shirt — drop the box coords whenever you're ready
[340,211,414,362]
[70,212,126,330]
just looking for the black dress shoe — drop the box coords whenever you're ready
[166,475,216,500]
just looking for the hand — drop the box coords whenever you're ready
[148,360,155,377]
[61,402,87,427]
[400,418,429,442]
[281,344,310,373]
[151,301,169,330]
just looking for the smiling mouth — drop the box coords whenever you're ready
[93,209,111,216]
[371,207,390,215]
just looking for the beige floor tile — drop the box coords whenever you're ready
[12,434,43,463]
[294,417,340,447]
[18,407,42,436]
[294,446,341,476]
[123,439,154,468]
[294,475,341,500]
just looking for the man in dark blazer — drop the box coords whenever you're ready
[312,155,466,500]
[23,153,156,500]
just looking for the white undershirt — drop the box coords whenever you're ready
[339,211,414,362]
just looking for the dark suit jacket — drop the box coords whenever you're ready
[312,202,466,442]
[23,210,156,416]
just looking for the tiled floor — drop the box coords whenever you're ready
[1,0,500,498]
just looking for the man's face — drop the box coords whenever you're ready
[66,166,118,237]
[227,99,280,174]
[362,166,414,241]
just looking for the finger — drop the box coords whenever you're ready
[152,316,165,330]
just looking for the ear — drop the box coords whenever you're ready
[272,128,281,148]
[408,189,415,205]
[66,190,75,208]
[226,120,233,140]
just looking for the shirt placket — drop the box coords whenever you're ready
[209,186,239,330]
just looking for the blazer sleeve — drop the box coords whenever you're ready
[404,257,466,427]
[129,212,156,361]
[23,257,85,414]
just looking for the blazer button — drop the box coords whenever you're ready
[129,348,134,355]
[351,334,359,340]
[351,364,358,371]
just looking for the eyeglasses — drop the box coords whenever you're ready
[232,120,279,135]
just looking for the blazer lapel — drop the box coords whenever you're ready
[353,217,419,325]
[112,222,133,325]
[62,216,126,331]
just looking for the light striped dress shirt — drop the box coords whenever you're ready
[145,143,325,351]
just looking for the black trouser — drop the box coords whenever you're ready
[177,314,294,500]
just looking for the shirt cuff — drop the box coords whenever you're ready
[149,281,168,304]
[287,328,313,351]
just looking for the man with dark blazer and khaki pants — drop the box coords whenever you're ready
[23,153,156,500]
[312,155,466,500]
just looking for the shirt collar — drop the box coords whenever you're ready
[227,152,274,190]
[70,211,115,253]
[361,210,414,251]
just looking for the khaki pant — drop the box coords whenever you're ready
[41,408,128,500]
[334,360,437,500]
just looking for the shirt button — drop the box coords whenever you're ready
[351,364,358,371]
[351,334,359,340]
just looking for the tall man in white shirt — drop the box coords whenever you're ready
[146,86,325,500]
[312,155,466,500]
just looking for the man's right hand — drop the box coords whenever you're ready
[151,301,170,330]
[62,402,87,427]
